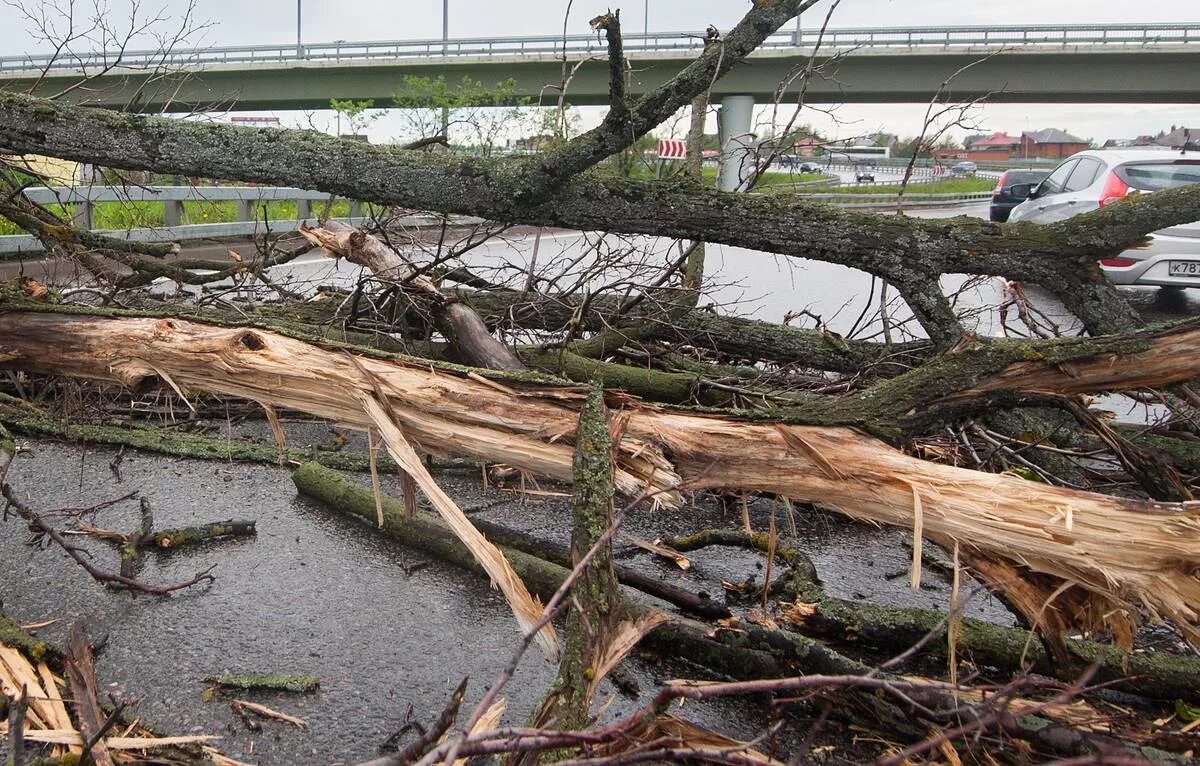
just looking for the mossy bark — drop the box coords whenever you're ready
[666,528,1200,703]
[0,407,390,472]
[143,520,257,549]
[519,347,702,404]
[0,610,61,666]
[292,461,784,680]
[529,387,624,735]
[203,672,319,693]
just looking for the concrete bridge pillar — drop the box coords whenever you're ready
[717,95,756,192]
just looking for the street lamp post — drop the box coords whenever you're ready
[296,0,302,56]
[441,0,449,135]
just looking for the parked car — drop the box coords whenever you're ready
[990,169,1051,222]
[1007,149,1200,288]
[951,161,978,176]
[853,161,875,183]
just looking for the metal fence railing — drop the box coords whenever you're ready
[0,22,1195,74]
[1,186,392,254]
[798,191,994,208]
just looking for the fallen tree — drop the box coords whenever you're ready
[6,87,1200,340]
[5,0,1200,758]
[3,303,1200,652]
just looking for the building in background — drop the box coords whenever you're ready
[961,132,1021,161]
[230,116,282,128]
[1018,128,1089,160]
[5,154,80,184]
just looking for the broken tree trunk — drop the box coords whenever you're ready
[4,309,1200,648]
[304,463,1190,766]
[526,387,638,736]
[663,528,1200,702]
[299,221,525,371]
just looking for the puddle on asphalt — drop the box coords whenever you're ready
[2,439,1012,764]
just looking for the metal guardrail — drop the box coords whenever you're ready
[0,217,374,256]
[2,185,393,254]
[20,186,337,203]
[0,23,1195,74]
[790,163,1001,186]
[800,191,994,207]
[18,185,367,235]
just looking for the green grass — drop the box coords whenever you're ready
[834,176,995,195]
[0,198,366,236]
[619,163,826,187]
[745,169,827,187]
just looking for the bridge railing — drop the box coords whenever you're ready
[0,22,1195,73]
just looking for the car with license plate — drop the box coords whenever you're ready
[1007,149,1200,288]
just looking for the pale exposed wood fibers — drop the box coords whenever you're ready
[3,312,1200,648]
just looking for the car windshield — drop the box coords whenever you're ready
[1116,161,1200,191]
[1005,171,1048,184]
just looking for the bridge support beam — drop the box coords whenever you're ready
[717,95,755,192]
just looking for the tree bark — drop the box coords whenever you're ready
[299,221,526,371]
[5,307,1200,647]
[5,91,1199,336]
[527,387,626,737]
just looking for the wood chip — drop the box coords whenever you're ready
[626,536,691,570]
[23,730,219,748]
[232,699,308,730]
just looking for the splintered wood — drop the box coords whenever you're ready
[3,312,1200,649]
[0,642,80,758]
[2,636,230,761]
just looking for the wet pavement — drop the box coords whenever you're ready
[1,434,1014,765]
[2,204,1194,764]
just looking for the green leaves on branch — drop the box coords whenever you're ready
[390,75,529,110]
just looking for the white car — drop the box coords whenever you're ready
[1007,148,1200,288]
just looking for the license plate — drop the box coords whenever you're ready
[1168,261,1200,276]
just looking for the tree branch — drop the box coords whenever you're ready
[2,90,1191,337]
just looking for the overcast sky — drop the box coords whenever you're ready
[1,0,1196,143]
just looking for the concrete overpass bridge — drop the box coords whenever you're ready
[1,23,1198,112]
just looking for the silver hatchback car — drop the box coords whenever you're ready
[1007,148,1200,287]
